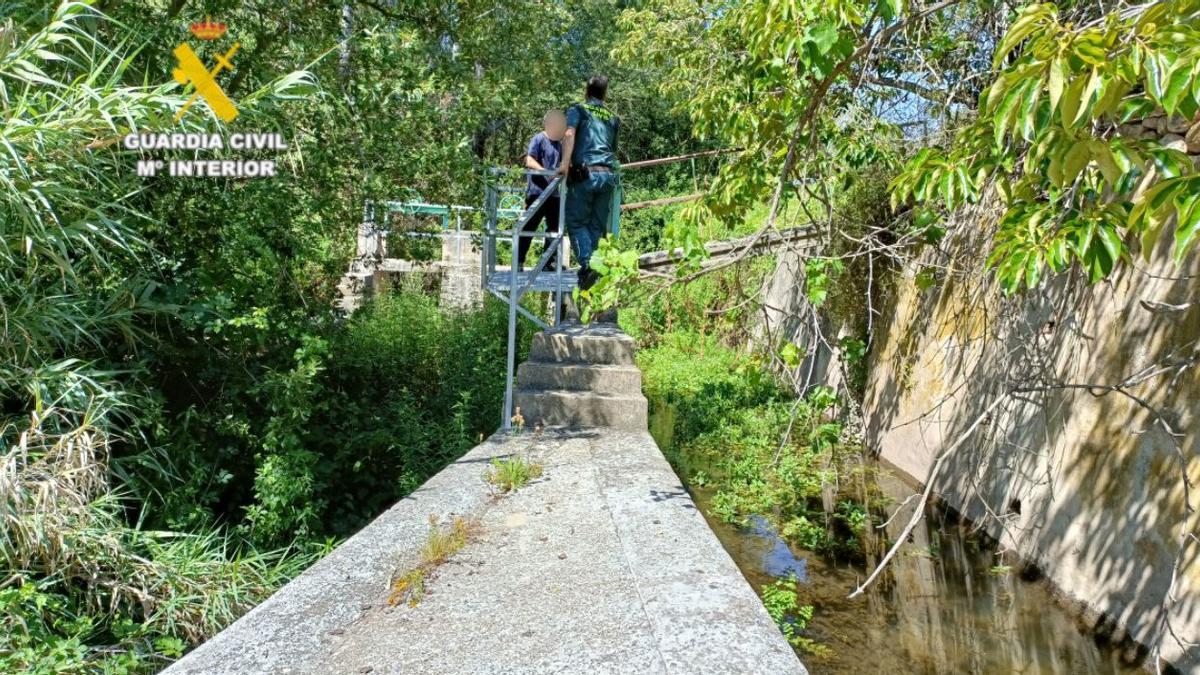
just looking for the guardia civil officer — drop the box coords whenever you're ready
[556,75,620,291]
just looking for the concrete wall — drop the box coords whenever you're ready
[862,196,1200,671]
[753,248,848,395]
[165,427,802,674]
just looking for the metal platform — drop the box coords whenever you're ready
[485,267,578,293]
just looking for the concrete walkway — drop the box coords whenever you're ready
[166,429,804,674]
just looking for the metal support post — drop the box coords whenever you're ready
[502,201,520,430]
[555,180,567,325]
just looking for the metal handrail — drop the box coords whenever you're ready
[487,170,570,430]
[487,149,733,430]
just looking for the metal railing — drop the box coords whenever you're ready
[359,152,740,431]
[485,153,734,430]
[482,169,601,430]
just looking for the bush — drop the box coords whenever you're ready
[308,291,525,536]
[638,329,870,558]
[637,331,780,445]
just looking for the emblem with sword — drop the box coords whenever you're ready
[173,18,240,123]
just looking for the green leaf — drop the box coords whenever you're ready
[955,167,973,202]
[1090,141,1123,185]
[985,73,1013,113]
[780,341,804,368]
[996,176,1013,203]
[1076,68,1102,125]
[994,4,1054,69]
[1118,96,1157,123]
[1018,82,1042,141]
[1094,75,1129,118]
[914,209,938,228]
[1047,56,1066,112]
[1162,58,1195,115]
[1062,141,1091,186]
[1060,74,1088,128]
[807,22,839,56]
[1096,223,1124,264]
[1173,191,1200,263]
[1072,33,1108,66]
[1025,251,1042,288]
[1145,51,1171,103]
[994,80,1028,145]
[1132,179,1180,258]
[1048,151,1065,187]
[940,171,956,209]
[879,0,902,22]
[1194,62,1200,106]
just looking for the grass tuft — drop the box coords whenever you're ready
[388,516,478,607]
[485,456,544,493]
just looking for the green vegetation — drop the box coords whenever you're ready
[616,0,1200,300]
[7,0,1198,668]
[486,456,545,493]
[894,1,1200,292]
[637,328,874,559]
[388,516,479,608]
[761,577,829,657]
[1,1,579,668]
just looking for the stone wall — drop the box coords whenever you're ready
[1118,112,1200,155]
[862,190,1200,671]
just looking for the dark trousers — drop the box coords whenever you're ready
[564,171,615,269]
[519,194,561,269]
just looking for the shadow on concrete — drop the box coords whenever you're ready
[648,488,698,509]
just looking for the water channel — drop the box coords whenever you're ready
[651,405,1141,673]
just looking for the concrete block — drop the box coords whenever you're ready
[164,429,804,674]
[515,389,648,431]
[530,322,636,366]
[517,361,643,395]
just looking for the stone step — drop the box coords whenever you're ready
[515,388,648,431]
[516,361,642,396]
[529,322,635,366]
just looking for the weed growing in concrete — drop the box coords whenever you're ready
[420,516,475,565]
[485,456,544,493]
[388,516,478,607]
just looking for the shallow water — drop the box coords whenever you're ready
[685,464,1140,674]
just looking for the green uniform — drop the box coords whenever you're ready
[564,98,620,270]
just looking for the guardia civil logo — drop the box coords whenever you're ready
[126,17,294,179]
[173,17,239,122]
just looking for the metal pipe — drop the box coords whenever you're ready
[555,179,565,325]
[503,196,520,430]
[485,288,548,329]
[620,148,739,170]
